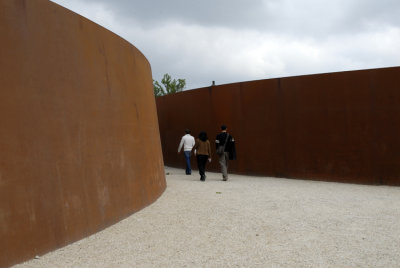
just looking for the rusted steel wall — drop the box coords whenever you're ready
[157,66,400,186]
[0,1,165,267]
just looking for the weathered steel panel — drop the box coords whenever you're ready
[0,1,165,267]
[157,67,400,186]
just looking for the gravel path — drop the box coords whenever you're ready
[15,166,400,267]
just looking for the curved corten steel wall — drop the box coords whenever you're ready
[0,1,165,267]
[157,66,400,186]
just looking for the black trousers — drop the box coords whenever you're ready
[196,154,208,177]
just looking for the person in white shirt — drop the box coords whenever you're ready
[178,129,195,175]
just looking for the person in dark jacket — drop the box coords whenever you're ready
[192,131,212,181]
[215,125,236,181]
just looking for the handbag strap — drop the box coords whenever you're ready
[222,133,229,150]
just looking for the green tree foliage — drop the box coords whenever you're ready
[153,73,186,97]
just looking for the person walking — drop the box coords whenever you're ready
[215,125,236,181]
[192,131,212,181]
[178,129,195,175]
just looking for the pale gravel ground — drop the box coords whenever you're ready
[15,166,400,267]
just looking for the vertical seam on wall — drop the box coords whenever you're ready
[277,78,287,178]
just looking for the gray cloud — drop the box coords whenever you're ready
[51,0,400,89]
[63,0,400,33]
[65,0,269,29]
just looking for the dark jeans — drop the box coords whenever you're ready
[196,154,208,178]
[184,151,192,174]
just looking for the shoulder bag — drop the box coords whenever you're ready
[216,134,229,156]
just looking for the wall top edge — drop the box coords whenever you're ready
[166,65,400,96]
[48,0,150,67]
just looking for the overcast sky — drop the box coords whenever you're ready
[50,0,400,90]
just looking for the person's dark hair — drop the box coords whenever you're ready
[221,124,227,130]
[185,129,190,134]
[198,131,208,142]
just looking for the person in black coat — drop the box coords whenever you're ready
[215,124,236,181]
